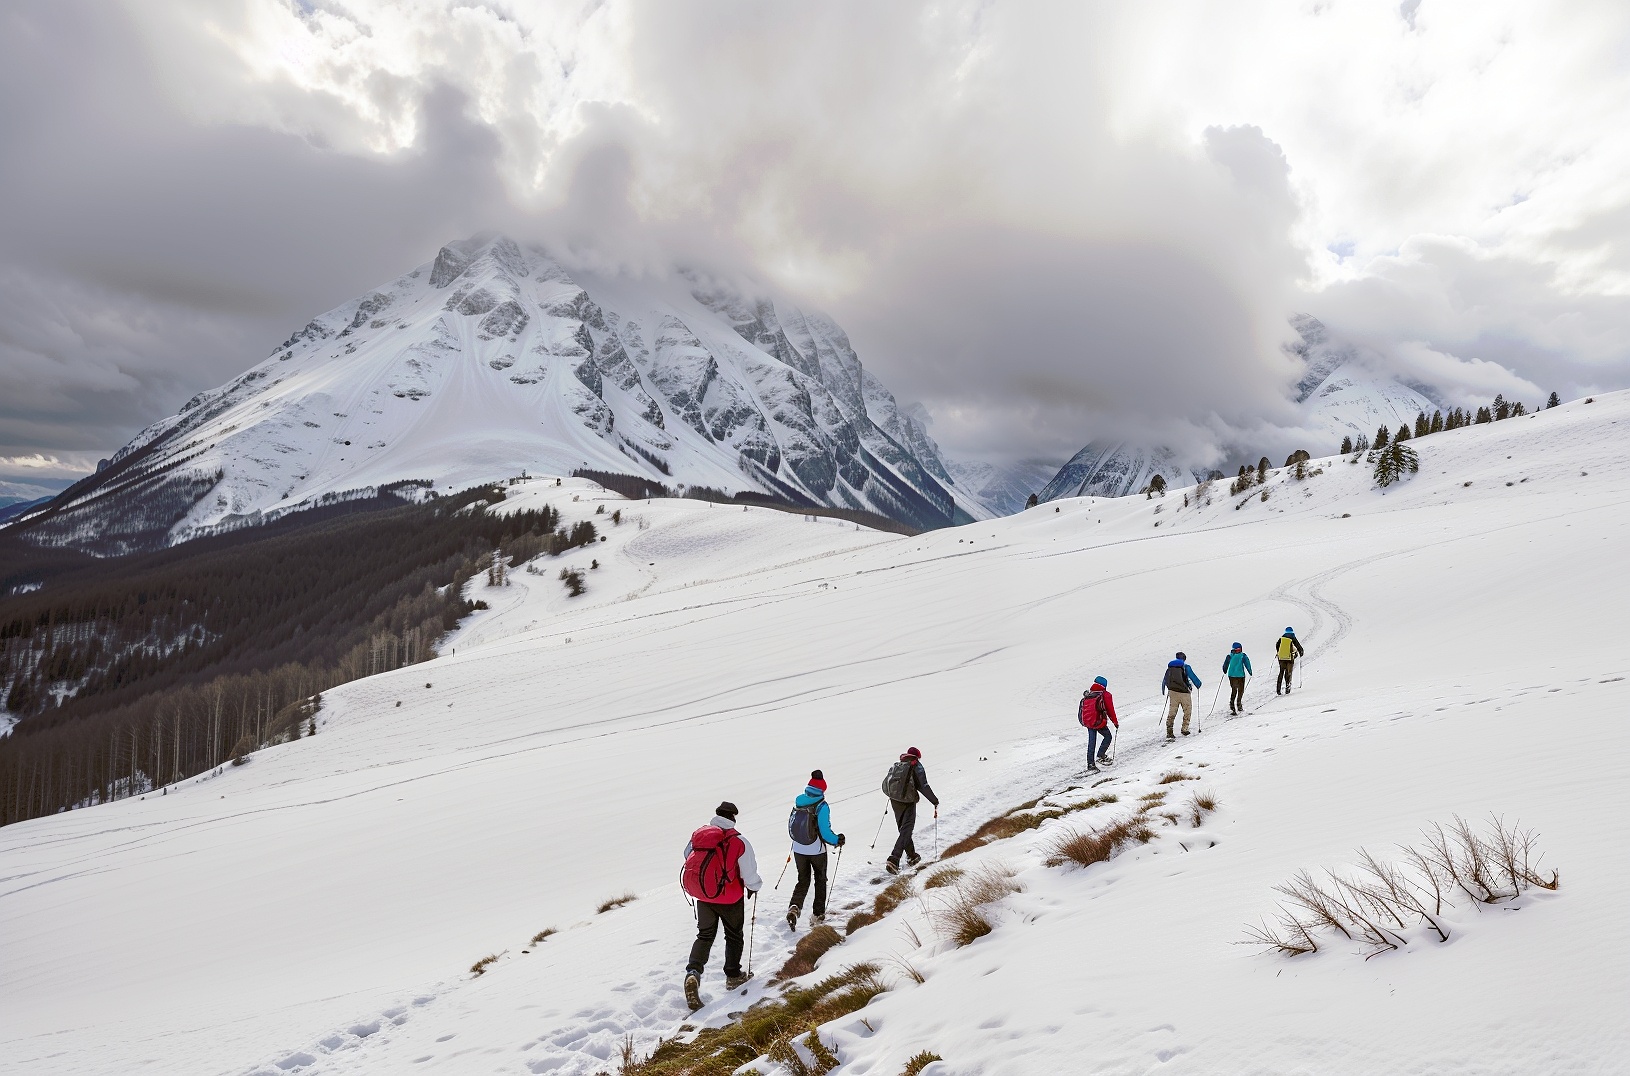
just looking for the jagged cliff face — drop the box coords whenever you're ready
[14,237,983,552]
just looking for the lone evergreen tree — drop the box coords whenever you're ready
[1494,394,1510,420]
[1430,410,1444,434]
[1340,435,1353,454]
[1374,425,1390,450]
[1547,391,1560,408]
[1146,474,1167,498]
[1256,456,1270,483]
[1373,441,1420,488]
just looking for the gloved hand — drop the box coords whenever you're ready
[836,833,847,847]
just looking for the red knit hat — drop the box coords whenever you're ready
[904,746,921,759]
[808,769,828,791]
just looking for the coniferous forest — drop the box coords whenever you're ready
[0,485,593,826]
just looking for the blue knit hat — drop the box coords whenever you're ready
[1093,676,1108,687]
[1284,627,1296,635]
[1231,642,1242,650]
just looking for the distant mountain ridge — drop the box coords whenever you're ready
[8,236,989,553]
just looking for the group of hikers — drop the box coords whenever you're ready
[677,628,1305,1009]
[678,749,938,1010]
[1078,627,1307,772]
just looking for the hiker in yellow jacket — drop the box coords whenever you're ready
[1275,627,1305,694]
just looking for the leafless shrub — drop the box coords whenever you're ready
[1244,815,1559,959]
[597,892,637,914]
[619,1033,640,1074]
[470,953,500,976]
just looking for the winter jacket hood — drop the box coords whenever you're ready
[791,788,841,853]
[1222,651,1253,677]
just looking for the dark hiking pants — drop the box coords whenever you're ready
[790,851,828,917]
[687,897,745,977]
[1277,659,1295,693]
[888,800,918,865]
[1229,676,1246,712]
[1087,725,1112,766]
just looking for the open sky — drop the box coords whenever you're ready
[3,0,1628,481]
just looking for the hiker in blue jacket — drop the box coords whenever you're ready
[1160,652,1202,739]
[1221,643,1252,715]
[786,770,844,931]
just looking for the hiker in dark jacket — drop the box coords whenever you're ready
[1221,643,1252,714]
[1079,676,1119,773]
[681,801,762,1010]
[1275,627,1305,694]
[787,770,844,931]
[881,747,939,874]
[1160,652,1202,739]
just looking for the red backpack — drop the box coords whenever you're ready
[1079,690,1109,729]
[682,825,744,904]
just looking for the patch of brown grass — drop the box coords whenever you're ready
[848,874,914,936]
[1188,789,1219,827]
[930,865,1019,948]
[529,927,557,946]
[597,892,637,914]
[1158,770,1196,784]
[1047,815,1156,869]
[921,866,965,890]
[901,1051,944,1075]
[941,794,1119,858]
[470,953,500,977]
[776,924,845,981]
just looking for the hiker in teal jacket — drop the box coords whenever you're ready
[1222,643,1252,715]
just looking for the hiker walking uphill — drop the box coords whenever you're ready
[680,801,762,1011]
[1078,676,1119,773]
[881,747,939,874]
[1222,643,1253,715]
[786,770,845,932]
[1161,652,1202,740]
[1275,627,1306,694]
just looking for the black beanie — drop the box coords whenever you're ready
[715,801,738,821]
[810,769,824,781]
[1176,651,1186,660]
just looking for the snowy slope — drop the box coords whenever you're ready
[13,237,982,553]
[2,394,1629,1074]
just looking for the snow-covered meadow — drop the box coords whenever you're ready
[2,393,1627,1074]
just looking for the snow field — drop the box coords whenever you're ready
[0,394,1627,1074]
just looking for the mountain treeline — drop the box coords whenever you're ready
[0,485,594,827]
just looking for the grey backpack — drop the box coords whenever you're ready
[881,760,914,801]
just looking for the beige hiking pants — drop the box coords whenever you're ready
[1165,691,1193,735]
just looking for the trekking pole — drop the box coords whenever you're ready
[869,805,888,850]
[746,892,757,978]
[830,845,844,893]
[1207,678,1223,718]
[773,854,791,891]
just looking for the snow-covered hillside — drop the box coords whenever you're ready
[11,237,985,553]
[2,393,1627,1074]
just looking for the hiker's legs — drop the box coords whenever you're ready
[889,800,918,864]
[718,898,746,977]
[687,900,721,976]
[1229,676,1246,711]
[1278,659,1294,692]
[1177,691,1193,733]
[808,851,829,917]
[791,853,814,912]
[1165,694,1181,736]
[1087,726,1108,764]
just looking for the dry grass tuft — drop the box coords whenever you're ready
[1158,770,1196,784]
[930,864,1019,948]
[623,963,887,1075]
[921,866,965,890]
[848,874,914,936]
[776,924,845,981]
[470,953,500,977]
[1047,815,1156,869]
[1188,790,1219,827]
[900,1051,944,1075]
[941,794,1119,858]
[597,892,637,914]
[529,927,557,946]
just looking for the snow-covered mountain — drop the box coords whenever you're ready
[1036,314,1445,503]
[943,457,1061,515]
[12,236,984,552]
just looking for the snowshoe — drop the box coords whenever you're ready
[725,972,753,990]
[684,973,703,1012]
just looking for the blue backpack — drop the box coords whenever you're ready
[788,801,822,846]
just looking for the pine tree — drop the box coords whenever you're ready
[1414,411,1429,438]
[1430,410,1444,434]
[1512,401,1526,416]
[1354,432,1370,452]
[1476,406,1492,424]
[1395,423,1410,442]
[1494,394,1510,420]
[1373,441,1420,488]
[1256,456,1270,483]
[1340,435,1353,454]
[1547,391,1560,409]
[1374,425,1390,449]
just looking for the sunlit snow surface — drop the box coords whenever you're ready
[2,395,1627,1074]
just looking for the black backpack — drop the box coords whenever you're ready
[881,760,915,801]
[1165,664,1190,692]
[788,801,822,845]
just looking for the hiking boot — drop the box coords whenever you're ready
[1085,765,1101,775]
[1165,734,1177,742]
[884,859,900,875]
[1181,729,1190,736]
[725,972,752,990]
[786,905,800,931]
[811,912,826,925]
[1098,755,1113,767]
[684,973,702,1012]
[905,852,922,868]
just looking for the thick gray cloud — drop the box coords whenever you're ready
[3,0,1628,474]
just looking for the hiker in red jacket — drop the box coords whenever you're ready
[680,801,762,1010]
[1079,676,1120,773]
